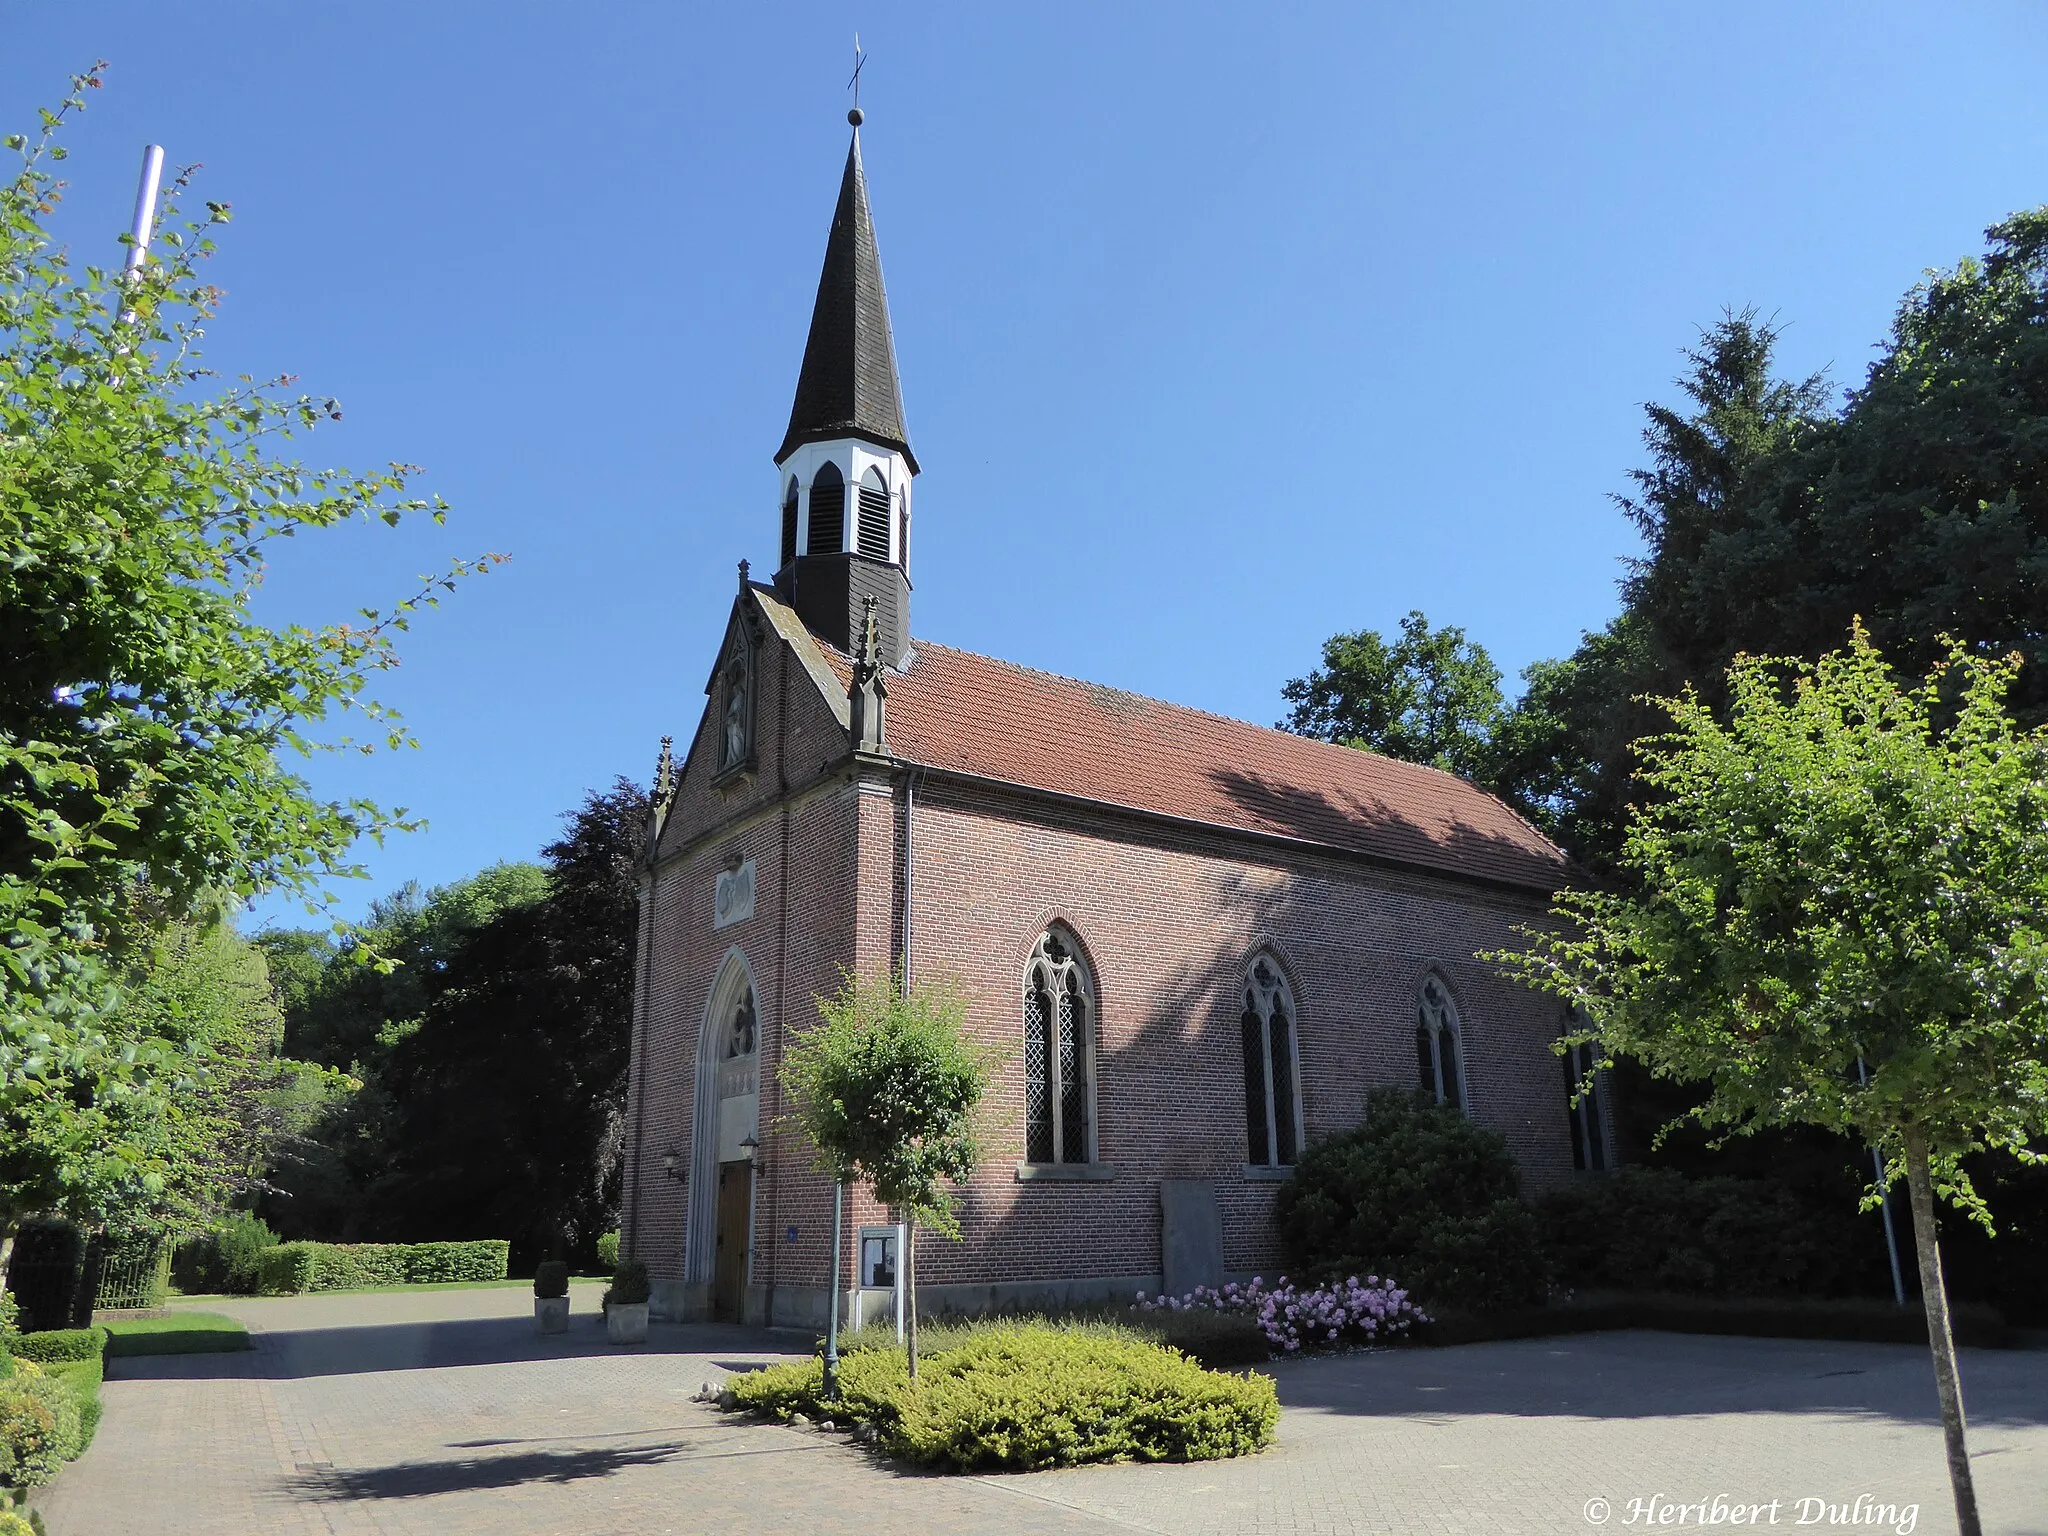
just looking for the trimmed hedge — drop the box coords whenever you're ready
[10,1328,106,1365]
[596,1231,620,1271]
[733,1321,1278,1470]
[255,1239,510,1294]
[1535,1167,1873,1298]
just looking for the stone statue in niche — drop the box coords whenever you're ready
[720,636,751,770]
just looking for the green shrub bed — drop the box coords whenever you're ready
[1275,1088,1548,1315]
[730,1322,1277,1470]
[255,1239,510,1294]
[0,1353,102,1486]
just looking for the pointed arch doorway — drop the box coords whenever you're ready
[687,951,760,1323]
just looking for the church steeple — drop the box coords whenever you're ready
[773,109,917,669]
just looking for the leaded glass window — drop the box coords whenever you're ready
[1563,1036,1609,1172]
[1022,928,1094,1164]
[1242,956,1300,1166]
[1416,972,1465,1112]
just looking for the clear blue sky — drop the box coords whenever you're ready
[7,4,2046,927]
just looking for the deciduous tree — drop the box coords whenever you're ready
[1494,629,2048,1536]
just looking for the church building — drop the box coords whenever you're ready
[620,113,1588,1326]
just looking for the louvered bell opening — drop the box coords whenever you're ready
[857,484,891,560]
[807,479,845,556]
[780,487,798,567]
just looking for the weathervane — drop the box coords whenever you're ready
[847,33,867,125]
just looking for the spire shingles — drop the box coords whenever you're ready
[776,130,917,472]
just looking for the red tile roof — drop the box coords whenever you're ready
[826,638,1568,893]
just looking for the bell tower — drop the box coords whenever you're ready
[773,108,918,667]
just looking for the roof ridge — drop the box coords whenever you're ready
[904,637,1499,791]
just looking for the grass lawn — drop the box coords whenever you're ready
[169,1275,611,1302]
[102,1312,252,1356]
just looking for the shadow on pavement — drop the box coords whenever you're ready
[290,1442,690,1499]
[108,1316,808,1382]
[1263,1330,2048,1429]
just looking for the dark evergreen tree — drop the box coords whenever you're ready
[367,780,646,1267]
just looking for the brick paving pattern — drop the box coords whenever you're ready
[30,1288,2048,1535]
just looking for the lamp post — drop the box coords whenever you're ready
[824,1178,845,1401]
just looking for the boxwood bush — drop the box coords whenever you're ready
[609,1259,650,1306]
[730,1321,1277,1470]
[532,1261,569,1300]
[255,1239,510,1294]
[596,1231,620,1270]
[1275,1087,1548,1314]
[9,1328,106,1366]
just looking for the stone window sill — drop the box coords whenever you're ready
[1242,1163,1294,1183]
[1014,1162,1116,1183]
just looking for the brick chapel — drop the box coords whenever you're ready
[619,114,1597,1326]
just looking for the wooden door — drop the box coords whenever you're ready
[713,1160,751,1322]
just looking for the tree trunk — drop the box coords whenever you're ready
[905,1220,920,1385]
[0,1219,15,1301]
[1903,1127,1982,1536]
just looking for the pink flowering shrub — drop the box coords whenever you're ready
[1134,1275,1427,1354]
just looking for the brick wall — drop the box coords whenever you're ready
[625,608,1574,1310]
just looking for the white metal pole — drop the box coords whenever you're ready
[116,143,166,325]
[1857,1056,1909,1308]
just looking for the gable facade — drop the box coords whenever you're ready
[620,586,1579,1325]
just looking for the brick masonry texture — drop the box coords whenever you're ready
[623,595,1577,1305]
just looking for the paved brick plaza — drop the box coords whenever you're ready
[33,1287,2048,1535]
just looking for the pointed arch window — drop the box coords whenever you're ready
[1023,927,1095,1165]
[1416,972,1465,1112]
[807,462,845,555]
[718,628,754,774]
[780,478,799,567]
[1242,955,1301,1167]
[856,467,891,560]
[1562,1035,1610,1172]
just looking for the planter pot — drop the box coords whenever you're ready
[534,1295,569,1334]
[607,1301,650,1345]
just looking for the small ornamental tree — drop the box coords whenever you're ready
[780,968,996,1381]
[1493,627,2048,1536]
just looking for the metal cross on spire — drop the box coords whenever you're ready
[847,33,867,119]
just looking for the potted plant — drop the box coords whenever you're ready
[607,1259,651,1344]
[533,1261,570,1334]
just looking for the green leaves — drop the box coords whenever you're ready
[780,969,998,1238]
[1279,610,1506,784]
[0,76,492,1230]
[1493,627,2048,1215]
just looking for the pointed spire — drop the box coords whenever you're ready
[777,119,918,473]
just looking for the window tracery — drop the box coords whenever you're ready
[1023,927,1095,1164]
[1242,955,1301,1166]
[1416,972,1465,1111]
